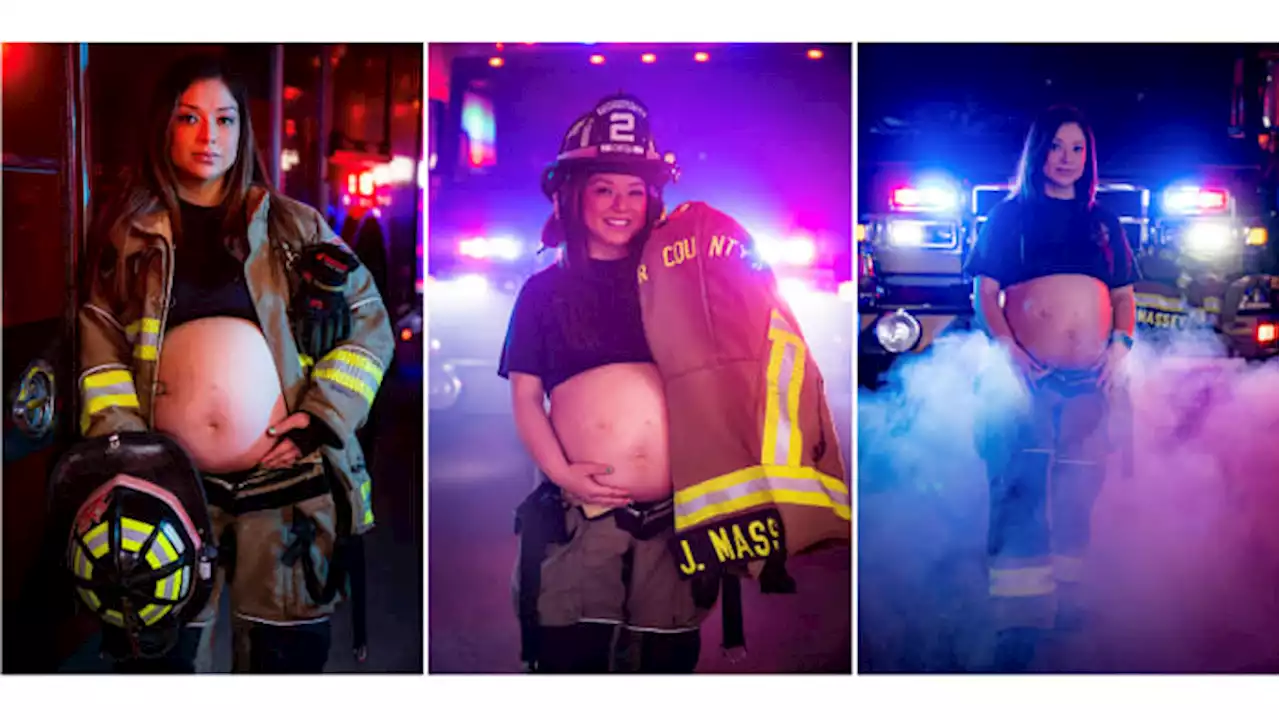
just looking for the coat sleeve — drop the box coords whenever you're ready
[294,209,395,446]
[78,239,149,438]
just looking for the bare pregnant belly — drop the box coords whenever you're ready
[550,363,671,503]
[1005,274,1113,370]
[152,317,289,474]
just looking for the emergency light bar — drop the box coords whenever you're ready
[890,186,959,214]
[755,235,817,267]
[1163,187,1229,214]
[458,236,522,261]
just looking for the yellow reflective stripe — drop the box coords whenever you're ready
[138,603,172,626]
[133,344,157,361]
[120,517,155,553]
[124,318,161,335]
[761,339,785,465]
[83,369,134,389]
[77,588,103,611]
[762,309,807,467]
[146,529,179,569]
[677,463,848,504]
[363,508,375,525]
[1134,292,1186,313]
[360,480,371,501]
[674,464,850,531]
[767,326,805,348]
[102,609,125,627]
[85,393,141,418]
[71,544,93,580]
[330,348,385,384]
[989,566,1056,597]
[155,567,183,602]
[299,354,315,370]
[83,522,110,558]
[315,368,376,404]
[677,487,851,531]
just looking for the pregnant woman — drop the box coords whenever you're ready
[965,104,1138,671]
[500,95,705,673]
[77,55,393,673]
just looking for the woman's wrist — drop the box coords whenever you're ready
[1109,329,1134,350]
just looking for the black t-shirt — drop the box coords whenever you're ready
[965,196,1139,289]
[498,257,654,395]
[168,200,261,329]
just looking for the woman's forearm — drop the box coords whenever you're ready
[1111,288,1136,335]
[511,395,571,485]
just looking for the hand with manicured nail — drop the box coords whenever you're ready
[551,462,631,508]
[260,411,312,469]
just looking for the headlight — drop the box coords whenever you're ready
[1182,221,1232,258]
[887,220,927,247]
[886,220,958,248]
[874,309,922,353]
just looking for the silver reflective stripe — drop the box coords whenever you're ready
[71,545,93,580]
[162,522,186,555]
[158,571,178,601]
[314,344,385,404]
[1053,554,1085,583]
[83,524,110,558]
[771,342,798,466]
[989,565,1056,598]
[675,472,848,524]
[120,524,151,552]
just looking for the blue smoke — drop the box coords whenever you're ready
[858,329,1279,673]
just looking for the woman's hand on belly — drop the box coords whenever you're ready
[153,317,291,474]
[260,411,317,469]
[549,363,674,503]
[550,461,633,508]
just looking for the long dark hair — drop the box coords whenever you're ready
[542,172,659,271]
[1010,104,1098,205]
[99,54,293,257]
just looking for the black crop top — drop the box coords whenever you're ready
[498,256,654,395]
[965,196,1139,289]
[167,201,261,329]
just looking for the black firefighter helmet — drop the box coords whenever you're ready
[540,93,679,250]
[48,432,217,660]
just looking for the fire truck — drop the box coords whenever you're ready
[857,45,1279,387]
[0,42,423,671]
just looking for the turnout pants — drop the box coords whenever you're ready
[513,484,709,673]
[113,451,343,672]
[987,369,1110,631]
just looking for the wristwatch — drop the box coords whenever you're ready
[1110,330,1134,349]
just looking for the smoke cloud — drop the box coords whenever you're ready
[857,328,1278,673]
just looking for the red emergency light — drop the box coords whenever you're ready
[694,52,709,62]
[488,57,504,68]
[890,186,958,213]
[641,53,657,64]
[1165,187,1229,214]
[1257,322,1277,344]
[589,54,605,65]
[807,48,824,60]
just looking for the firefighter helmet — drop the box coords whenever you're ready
[541,94,678,197]
[540,94,679,250]
[50,432,216,659]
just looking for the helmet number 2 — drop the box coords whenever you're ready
[608,112,636,143]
